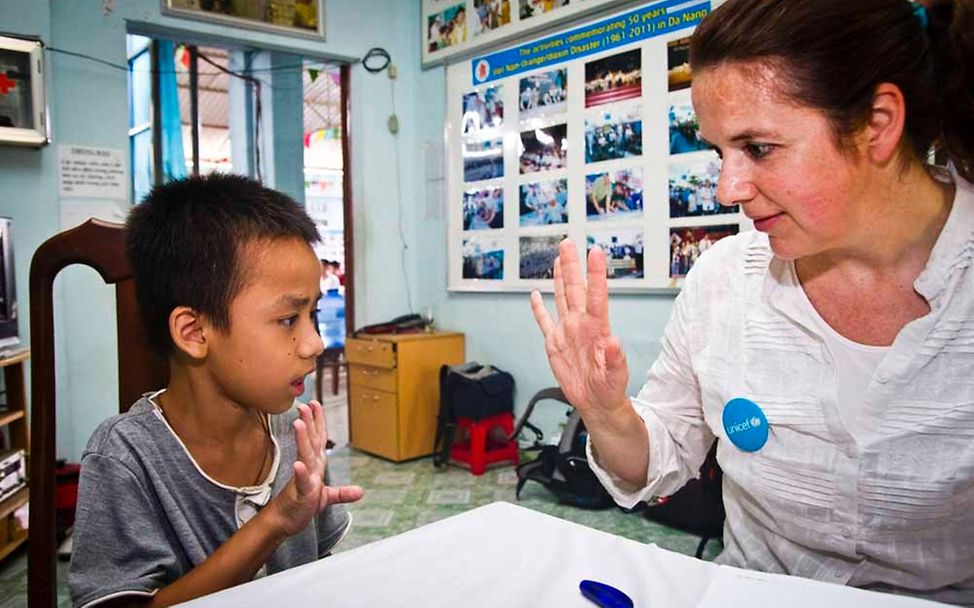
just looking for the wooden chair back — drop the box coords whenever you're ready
[27,219,169,607]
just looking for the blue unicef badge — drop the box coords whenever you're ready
[722,398,769,452]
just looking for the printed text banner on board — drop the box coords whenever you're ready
[472,0,710,85]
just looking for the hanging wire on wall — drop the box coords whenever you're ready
[361,46,414,314]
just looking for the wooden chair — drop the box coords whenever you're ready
[314,346,345,401]
[28,219,169,608]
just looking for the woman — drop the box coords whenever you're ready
[530,0,974,603]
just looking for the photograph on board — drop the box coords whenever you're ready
[584,48,641,108]
[519,124,568,174]
[463,138,504,182]
[520,235,566,279]
[667,36,693,92]
[473,0,511,35]
[519,178,568,227]
[519,0,569,20]
[519,68,567,120]
[463,237,505,280]
[164,0,322,37]
[462,86,504,135]
[585,168,644,221]
[585,105,642,163]
[463,187,504,230]
[669,224,739,278]
[587,227,644,279]
[669,89,709,155]
[428,3,468,53]
[668,154,739,218]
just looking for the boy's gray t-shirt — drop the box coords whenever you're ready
[68,394,350,608]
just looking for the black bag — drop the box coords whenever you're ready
[512,388,614,510]
[433,362,515,467]
[641,441,724,558]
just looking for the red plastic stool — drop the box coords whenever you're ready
[449,412,519,475]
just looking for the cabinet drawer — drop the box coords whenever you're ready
[349,387,398,460]
[348,364,397,393]
[345,338,396,369]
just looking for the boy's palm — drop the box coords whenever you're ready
[274,401,363,537]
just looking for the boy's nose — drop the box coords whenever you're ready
[299,323,325,359]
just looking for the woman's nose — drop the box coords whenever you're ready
[716,156,757,207]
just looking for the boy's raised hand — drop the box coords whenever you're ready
[271,401,363,537]
[530,240,630,422]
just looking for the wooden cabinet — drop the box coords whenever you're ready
[346,332,464,461]
[0,349,29,562]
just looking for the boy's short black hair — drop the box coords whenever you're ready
[125,174,318,355]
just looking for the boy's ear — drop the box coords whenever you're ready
[169,306,208,359]
[864,82,907,165]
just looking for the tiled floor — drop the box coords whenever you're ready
[0,371,720,606]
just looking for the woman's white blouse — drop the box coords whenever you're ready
[589,174,974,604]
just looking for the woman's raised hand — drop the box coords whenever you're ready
[530,240,630,420]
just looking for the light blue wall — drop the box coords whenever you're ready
[0,0,677,457]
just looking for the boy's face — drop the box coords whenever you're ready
[204,237,324,414]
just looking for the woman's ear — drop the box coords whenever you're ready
[865,82,907,165]
[169,306,208,359]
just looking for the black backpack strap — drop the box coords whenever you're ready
[433,364,456,467]
[509,386,569,442]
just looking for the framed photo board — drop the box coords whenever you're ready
[162,0,325,39]
[422,0,648,68]
[0,35,48,148]
[446,0,751,293]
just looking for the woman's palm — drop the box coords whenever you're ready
[531,241,629,416]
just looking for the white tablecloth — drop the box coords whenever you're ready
[180,502,945,607]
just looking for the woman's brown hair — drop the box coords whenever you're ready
[690,0,974,182]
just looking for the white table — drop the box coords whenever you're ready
[181,502,945,607]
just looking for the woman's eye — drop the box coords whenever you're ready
[281,315,298,328]
[311,309,320,324]
[745,143,773,159]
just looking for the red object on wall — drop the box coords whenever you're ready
[54,462,81,528]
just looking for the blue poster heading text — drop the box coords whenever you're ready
[471,0,710,85]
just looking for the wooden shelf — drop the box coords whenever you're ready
[0,351,28,565]
[0,410,24,427]
[0,349,29,369]
[0,487,27,520]
[0,534,26,562]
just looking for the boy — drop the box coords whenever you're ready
[68,174,364,607]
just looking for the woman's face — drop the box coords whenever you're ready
[692,61,870,261]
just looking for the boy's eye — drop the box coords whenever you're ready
[744,143,774,159]
[280,315,299,328]
[311,308,320,325]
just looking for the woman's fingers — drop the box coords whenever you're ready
[559,239,586,313]
[530,291,555,337]
[553,255,568,321]
[586,246,610,328]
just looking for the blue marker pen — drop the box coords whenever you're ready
[579,579,634,608]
